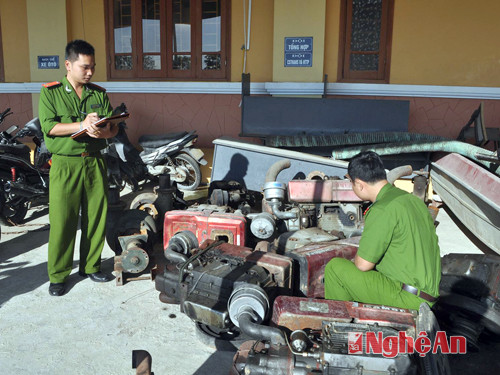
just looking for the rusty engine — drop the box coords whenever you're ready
[230,297,449,375]
[155,240,293,332]
[154,160,419,335]
[150,158,500,374]
[248,159,365,242]
[153,159,372,347]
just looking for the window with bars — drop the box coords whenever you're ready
[338,0,394,83]
[106,0,229,80]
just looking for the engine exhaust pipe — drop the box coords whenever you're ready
[237,312,286,346]
[164,230,198,264]
[263,159,297,220]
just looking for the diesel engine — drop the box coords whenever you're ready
[231,296,450,375]
[155,240,293,331]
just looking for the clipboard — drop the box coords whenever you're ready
[70,112,130,139]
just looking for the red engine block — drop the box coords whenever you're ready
[284,237,359,298]
[271,295,416,332]
[163,206,246,250]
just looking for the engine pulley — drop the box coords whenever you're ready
[120,247,150,274]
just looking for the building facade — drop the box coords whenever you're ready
[1,0,499,155]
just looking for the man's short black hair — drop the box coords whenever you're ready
[65,40,95,61]
[347,151,387,183]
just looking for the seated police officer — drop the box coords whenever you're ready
[324,151,441,310]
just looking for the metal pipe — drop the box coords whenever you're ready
[331,141,500,176]
[269,200,298,220]
[4,181,45,197]
[238,310,286,346]
[247,0,252,50]
[242,0,246,74]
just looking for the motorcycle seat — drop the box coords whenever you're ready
[0,143,31,158]
[138,131,189,148]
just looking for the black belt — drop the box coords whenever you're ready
[402,283,437,303]
[57,152,100,157]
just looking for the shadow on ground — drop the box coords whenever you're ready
[193,346,236,375]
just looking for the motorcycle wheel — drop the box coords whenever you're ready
[173,153,201,191]
[129,192,159,220]
[0,195,29,226]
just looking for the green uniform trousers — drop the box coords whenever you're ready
[324,258,433,310]
[47,154,108,283]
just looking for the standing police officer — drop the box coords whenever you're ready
[39,40,118,296]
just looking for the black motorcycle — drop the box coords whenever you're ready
[0,108,50,225]
[105,103,207,191]
[0,183,4,239]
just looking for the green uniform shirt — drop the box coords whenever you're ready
[357,183,441,298]
[39,76,112,155]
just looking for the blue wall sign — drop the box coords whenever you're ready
[38,56,60,69]
[284,37,313,67]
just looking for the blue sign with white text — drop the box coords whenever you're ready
[284,37,313,67]
[38,56,60,69]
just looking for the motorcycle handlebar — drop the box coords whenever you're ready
[0,107,13,123]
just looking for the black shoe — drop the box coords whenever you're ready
[49,283,65,296]
[79,271,111,282]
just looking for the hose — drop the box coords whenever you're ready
[165,230,199,264]
[164,248,188,264]
[331,140,500,176]
[387,165,413,184]
[265,159,291,182]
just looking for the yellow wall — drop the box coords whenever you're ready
[66,0,108,81]
[0,0,30,82]
[3,0,500,87]
[26,0,68,114]
[273,0,326,82]
[323,0,341,83]
[230,0,274,82]
[27,0,67,83]
[391,0,500,86]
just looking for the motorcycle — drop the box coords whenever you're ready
[0,183,4,239]
[105,103,207,191]
[0,108,50,225]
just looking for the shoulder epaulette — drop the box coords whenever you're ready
[42,81,61,88]
[87,82,106,92]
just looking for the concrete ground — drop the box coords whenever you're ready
[0,187,498,375]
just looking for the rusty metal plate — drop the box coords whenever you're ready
[271,296,416,332]
[285,238,360,298]
[288,180,362,203]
